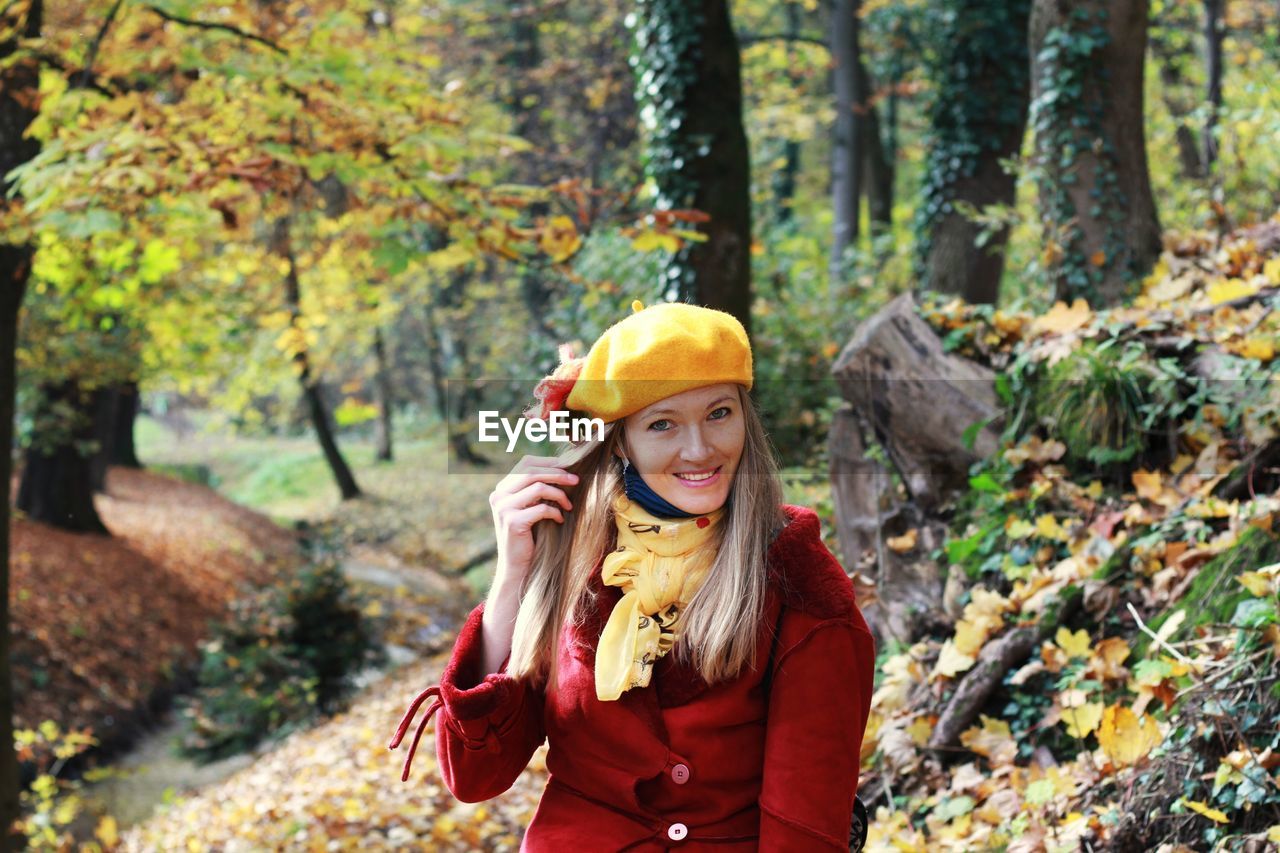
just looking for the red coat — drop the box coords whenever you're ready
[390,504,876,851]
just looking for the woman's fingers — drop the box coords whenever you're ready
[508,502,566,530]
[491,467,579,505]
[494,479,574,514]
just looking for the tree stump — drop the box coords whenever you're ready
[829,404,950,645]
[828,293,1002,643]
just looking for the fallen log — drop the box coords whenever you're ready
[928,585,1083,752]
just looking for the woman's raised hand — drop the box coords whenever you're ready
[489,454,578,590]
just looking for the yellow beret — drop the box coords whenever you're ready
[565,299,752,423]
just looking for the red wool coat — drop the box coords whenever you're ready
[390,504,876,851]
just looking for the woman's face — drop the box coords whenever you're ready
[619,383,747,515]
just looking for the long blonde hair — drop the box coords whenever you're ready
[505,384,788,692]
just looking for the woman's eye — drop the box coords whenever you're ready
[650,407,732,427]
[648,419,672,432]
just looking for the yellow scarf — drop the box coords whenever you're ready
[595,493,726,701]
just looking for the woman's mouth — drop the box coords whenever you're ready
[673,466,722,488]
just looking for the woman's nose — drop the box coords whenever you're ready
[680,428,713,462]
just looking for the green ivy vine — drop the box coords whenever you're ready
[912,0,1032,284]
[624,1,705,300]
[1027,6,1129,304]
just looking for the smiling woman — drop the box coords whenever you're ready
[619,383,746,518]
[390,299,876,851]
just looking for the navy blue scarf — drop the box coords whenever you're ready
[623,460,697,518]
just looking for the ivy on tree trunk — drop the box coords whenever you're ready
[916,0,1031,306]
[1028,0,1162,306]
[626,0,752,336]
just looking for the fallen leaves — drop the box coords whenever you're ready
[1096,705,1163,768]
[11,468,300,750]
[1031,298,1093,336]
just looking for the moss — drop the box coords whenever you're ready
[1135,525,1280,658]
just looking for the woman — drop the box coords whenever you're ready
[390,300,875,850]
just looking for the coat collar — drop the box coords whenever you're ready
[569,503,853,710]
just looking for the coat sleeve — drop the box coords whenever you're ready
[758,615,875,851]
[388,601,546,803]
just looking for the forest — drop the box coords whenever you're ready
[1,0,1279,850]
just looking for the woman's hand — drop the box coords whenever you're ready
[489,454,578,590]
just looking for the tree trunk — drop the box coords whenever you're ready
[1,5,41,838]
[829,405,950,645]
[272,215,362,500]
[1203,0,1223,171]
[109,380,142,468]
[443,318,488,467]
[773,139,800,226]
[829,0,863,290]
[831,294,1002,509]
[857,58,893,235]
[629,0,753,337]
[372,328,393,462]
[920,0,1031,305]
[17,380,109,534]
[88,385,117,493]
[772,2,803,227]
[419,301,450,423]
[829,295,1001,644]
[683,0,752,334]
[1150,17,1206,180]
[1029,0,1162,306]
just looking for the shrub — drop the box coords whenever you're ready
[1030,340,1178,472]
[177,561,386,763]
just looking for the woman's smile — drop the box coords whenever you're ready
[672,465,722,487]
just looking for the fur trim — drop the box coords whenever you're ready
[766,505,857,622]
[438,603,515,719]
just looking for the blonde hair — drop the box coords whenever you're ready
[505,384,788,692]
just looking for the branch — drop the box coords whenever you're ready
[28,50,115,97]
[928,585,1083,751]
[142,5,287,54]
[78,0,124,91]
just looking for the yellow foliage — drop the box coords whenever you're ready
[1206,277,1258,305]
[1035,514,1068,541]
[632,230,681,253]
[887,528,918,553]
[1060,702,1104,739]
[1055,627,1092,659]
[960,715,1017,767]
[1031,299,1092,335]
[1181,798,1229,824]
[1097,705,1162,766]
[539,215,582,262]
[932,640,976,679]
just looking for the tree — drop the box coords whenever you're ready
[271,212,362,500]
[828,0,863,291]
[1,0,42,840]
[626,0,753,335]
[1202,0,1224,171]
[1028,0,1162,305]
[916,0,1032,305]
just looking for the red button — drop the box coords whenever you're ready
[667,822,688,841]
[671,763,690,784]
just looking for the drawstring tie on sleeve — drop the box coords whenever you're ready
[388,684,443,781]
